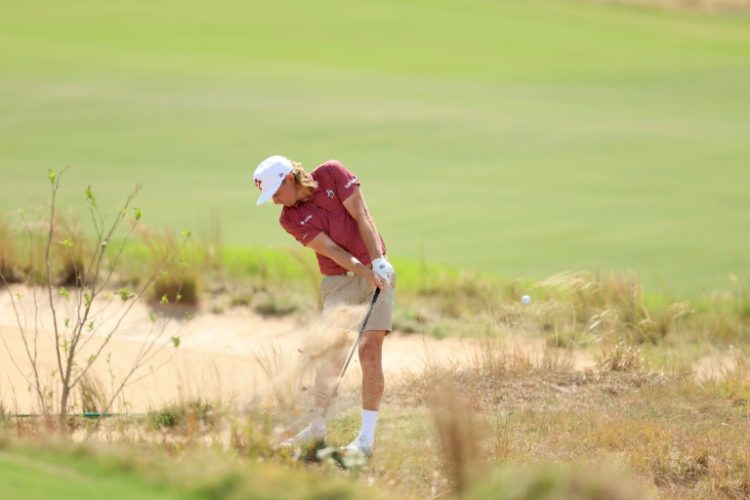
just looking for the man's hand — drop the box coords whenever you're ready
[371,257,395,287]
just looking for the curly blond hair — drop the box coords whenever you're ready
[290,161,319,191]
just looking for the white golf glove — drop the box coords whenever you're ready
[372,257,395,287]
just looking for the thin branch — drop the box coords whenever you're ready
[45,170,66,388]
[19,212,44,393]
[64,187,143,405]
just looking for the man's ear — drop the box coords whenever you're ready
[285,173,295,182]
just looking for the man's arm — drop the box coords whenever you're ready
[342,189,394,286]
[306,232,386,289]
[342,189,383,262]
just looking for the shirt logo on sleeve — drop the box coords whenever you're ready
[300,215,313,225]
[344,178,358,189]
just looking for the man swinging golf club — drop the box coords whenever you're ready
[252,155,395,456]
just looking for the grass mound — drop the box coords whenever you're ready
[0,436,382,500]
[465,462,653,500]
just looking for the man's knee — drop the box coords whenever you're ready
[359,331,386,365]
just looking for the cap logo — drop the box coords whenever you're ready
[254,178,262,191]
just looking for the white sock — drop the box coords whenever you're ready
[311,415,326,432]
[360,409,378,445]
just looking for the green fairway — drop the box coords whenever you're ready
[1,0,749,292]
[0,450,180,500]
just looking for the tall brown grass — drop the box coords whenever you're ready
[429,380,483,496]
[0,213,21,283]
[140,229,199,306]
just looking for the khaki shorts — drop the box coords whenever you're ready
[320,274,395,332]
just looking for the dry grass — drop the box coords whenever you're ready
[0,213,22,283]
[3,338,750,499]
[2,203,750,497]
[428,380,483,496]
[140,229,199,307]
[378,337,750,498]
[76,373,108,414]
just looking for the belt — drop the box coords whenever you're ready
[329,263,372,278]
[329,271,356,277]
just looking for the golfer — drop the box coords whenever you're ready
[252,155,395,456]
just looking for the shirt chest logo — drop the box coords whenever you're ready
[326,189,335,199]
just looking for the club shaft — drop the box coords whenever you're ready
[338,287,381,379]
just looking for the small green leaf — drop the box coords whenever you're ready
[88,354,97,364]
[83,293,92,307]
[185,311,193,320]
[182,229,191,239]
[149,312,157,322]
[160,294,169,305]
[58,287,70,300]
[118,287,132,301]
[48,169,57,184]
[170,336,181,348]
[176,293,183,303]
[64,318,70,328]
[87,321,95,332]
[134,207,143,221]
[85,185,97,208]
[58,239,73,249]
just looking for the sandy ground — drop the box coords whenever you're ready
[0,285,500,414]
[5,284,736,417]
[4,284,737,417]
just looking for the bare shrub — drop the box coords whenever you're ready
[0,170,189,428]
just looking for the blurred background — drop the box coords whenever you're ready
[2,0,749,293]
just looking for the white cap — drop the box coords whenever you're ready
[252,155,293,206]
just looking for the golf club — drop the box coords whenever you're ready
[333,287,381,396]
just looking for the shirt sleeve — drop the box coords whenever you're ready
[280,211,323,246]
[325,161,360,202]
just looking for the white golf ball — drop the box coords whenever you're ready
[521,294,532,305]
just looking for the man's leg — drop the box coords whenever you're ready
[312,333,348,414]
[359,330,386,410]
[279,327,349,448]
[344,329,386,455]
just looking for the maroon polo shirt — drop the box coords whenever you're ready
[279,160,386,276]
